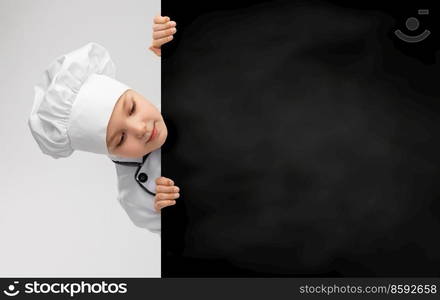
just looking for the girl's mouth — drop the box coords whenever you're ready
[146,124,157,143]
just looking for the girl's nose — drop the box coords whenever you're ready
[128,119,147,138]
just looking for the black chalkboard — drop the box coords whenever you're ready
[161,0,440,276]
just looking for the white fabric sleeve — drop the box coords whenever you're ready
[114,162,161,234]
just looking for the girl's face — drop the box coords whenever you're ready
[106,89,167,158]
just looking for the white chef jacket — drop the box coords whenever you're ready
[110,148,162,234]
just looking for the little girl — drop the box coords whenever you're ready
[28,15,178,234]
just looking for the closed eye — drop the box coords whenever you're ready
[117,132,126,147]
[129,99,136,115]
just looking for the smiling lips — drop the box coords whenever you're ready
[145,124,157,143]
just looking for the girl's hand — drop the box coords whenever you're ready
[149,15,177,56]
[154,176,180,212]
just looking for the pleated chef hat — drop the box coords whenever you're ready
[28,42,130,158]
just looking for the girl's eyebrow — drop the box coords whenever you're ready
[109,130,119,149]
[123,96,129,110]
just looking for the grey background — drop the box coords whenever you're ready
[0,0,161,276]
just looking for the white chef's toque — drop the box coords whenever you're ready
[28,42,130,158]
